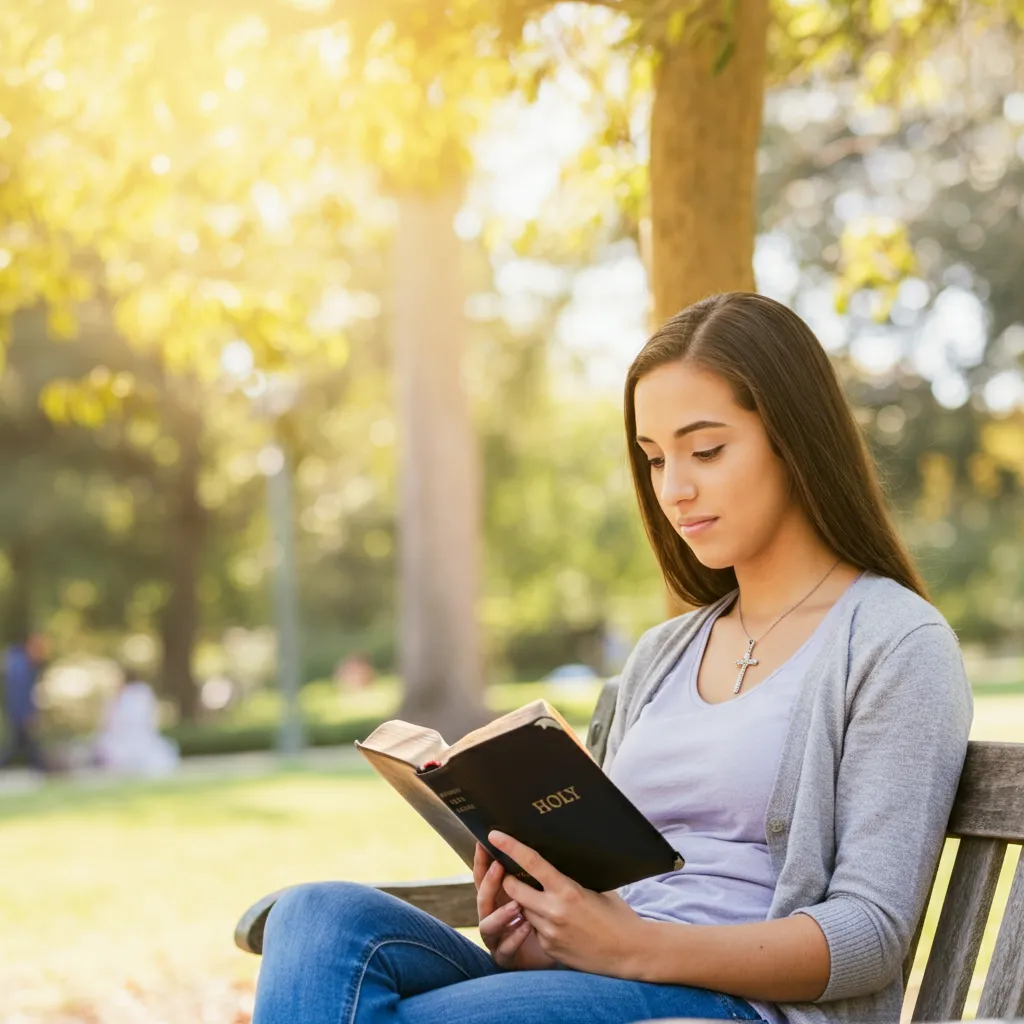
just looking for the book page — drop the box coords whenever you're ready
[358,719,448,766]
[355,744,478,868]
[443,700,593,763]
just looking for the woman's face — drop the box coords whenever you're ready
[633,360,797,571]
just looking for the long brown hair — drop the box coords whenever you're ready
[624,292,927,606]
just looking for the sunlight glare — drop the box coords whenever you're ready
[221,340,254,381]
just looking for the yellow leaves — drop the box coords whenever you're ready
[320,332,350,369]
[981,416,1024,484]
[834,217,916,319]
[3,2,493,369]
[618,163,649,222]
[71,392,107,429]
[115,290,171,346]
[39,381,69,423]
[903,58,944,106]
[868,0,894,35]
[916,450,954,521]
[47,304,78,339]
[863,50,895,95]
[630,51,654,93]
[162,336,198,377]
[666,10,688,45]
[768,0,977,92]
[332,3,513,192]
[40,379,108,428]
[39,370,141,428]
[198,279,244,311]
[90,367,138,400]
[968,452,1002,499]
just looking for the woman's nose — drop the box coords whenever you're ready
[660,460,697,505]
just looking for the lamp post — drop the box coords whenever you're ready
[251,371,305,759]
[221,340,305,759]
[264,436,304,757]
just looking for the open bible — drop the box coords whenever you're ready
[356,699,683,892]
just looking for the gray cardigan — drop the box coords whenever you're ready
[601,574,973,1024]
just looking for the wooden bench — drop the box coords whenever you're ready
[235,679,1024,1022]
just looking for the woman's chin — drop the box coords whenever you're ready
[683,540,733,571]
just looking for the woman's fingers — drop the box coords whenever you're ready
[494,918,532,964]
[478,899,521,949]
[475,857,507,919]
[472,842,491,890]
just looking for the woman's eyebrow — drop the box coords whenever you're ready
[635,419,728,444]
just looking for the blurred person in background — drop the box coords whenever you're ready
[1,632,48,772]
[335,652,376,691]
[93,664,179,778]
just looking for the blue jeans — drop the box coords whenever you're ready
[253,882,766,1024]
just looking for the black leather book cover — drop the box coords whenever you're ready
[415,715,683,892]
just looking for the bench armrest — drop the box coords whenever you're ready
[234,874,477,955]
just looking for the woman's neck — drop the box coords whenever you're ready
[730,518,853,627]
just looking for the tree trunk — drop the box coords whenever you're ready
[160,400,205,722]
[647,0,769,616]
[648,0,769,325]
[393,187,487,737]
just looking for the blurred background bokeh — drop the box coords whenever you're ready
[2,1,1023,1021]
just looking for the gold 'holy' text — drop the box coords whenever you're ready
[531,786,580,814]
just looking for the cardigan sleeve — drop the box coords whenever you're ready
[600,614,693,773]
[600,624,664,773]
[791,622,972,1002]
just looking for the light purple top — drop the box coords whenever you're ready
[608,578,864,1024]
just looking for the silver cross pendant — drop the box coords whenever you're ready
[734,638,759,694]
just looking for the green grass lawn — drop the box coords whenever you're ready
[2,765,473,1022]
[3,688,1022,1023]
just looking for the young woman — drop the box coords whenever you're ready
[253,292,972,1024]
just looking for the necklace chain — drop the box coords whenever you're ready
[732,559,841,695]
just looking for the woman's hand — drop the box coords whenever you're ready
[472,842,559,971]
[487,830,650,978]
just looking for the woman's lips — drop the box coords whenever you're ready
[679,517,718,537]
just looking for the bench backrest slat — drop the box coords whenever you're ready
[947,743,1024,841]
[976,849,1024,1018]
[911,837,1007,1021]
[903,874,934,992]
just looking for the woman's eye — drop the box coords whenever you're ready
[647,457,665,469]
[694,445,724,462]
